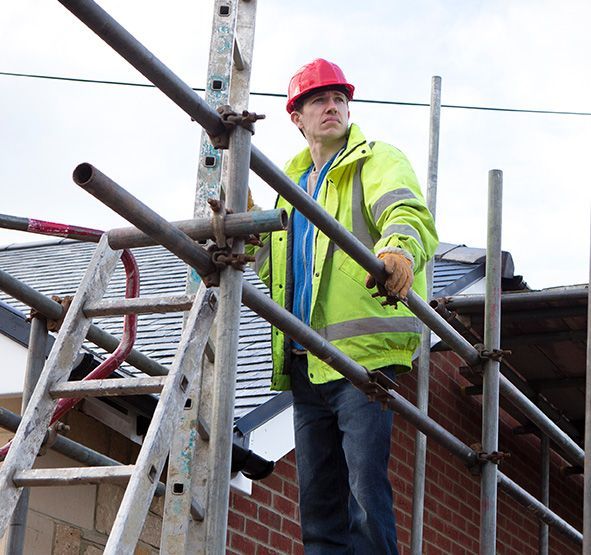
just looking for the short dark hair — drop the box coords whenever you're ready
[291,85,350,113]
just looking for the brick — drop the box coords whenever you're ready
[230,532,257,553]
[255,545,276,555]
[261,472,283,492]
[270,531,292,553]
[273,494,297,520]
[252,484,272,505]
[139,508,161,547]
[149,494,164,517]
[232,493,258,518]
[95,483,125,534]
[53,523,81,555]
[228,510,246,532]
[258,506,281,529]
[245,519,270,544]
[134,542,158,555]
[280,517,301,539]
[82,546,104,555]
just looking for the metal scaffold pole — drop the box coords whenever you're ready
[4,316,48,555]
[411,74,441,555]
[480,169,503,554]
[205,123,251,553]
[583,216,591,555]
[539,434,550,555]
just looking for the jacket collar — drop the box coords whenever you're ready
[284,123,370,181]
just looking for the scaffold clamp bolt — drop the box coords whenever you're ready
[475,344,512,361]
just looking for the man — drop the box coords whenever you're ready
[250,59,438,554]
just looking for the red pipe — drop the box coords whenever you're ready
[0,221,140,461]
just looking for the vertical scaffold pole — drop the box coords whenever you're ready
[583,216,591,555]
[205,123,251,552]
[410,75,441,555]
[539,434,550,555]
[480,169,503,554]
[4,317,48,555]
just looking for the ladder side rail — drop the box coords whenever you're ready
[104,285,217,554]
[191,1,258,552]
[0,236,120,536]
[161,0,239,551]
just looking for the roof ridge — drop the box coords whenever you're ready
[0,237,78,252]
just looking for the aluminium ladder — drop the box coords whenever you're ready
[162,0,258,552]
[0,235,217,554]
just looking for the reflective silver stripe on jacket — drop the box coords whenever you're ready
[382,223,424,249]
[330,155,376,258]
[372,188,417,223]
[351,158,376,250]
[254,240,270,273]
[317,316,421,342]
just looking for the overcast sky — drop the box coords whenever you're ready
[2,0,590,289]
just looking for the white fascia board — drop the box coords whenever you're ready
[232,405,295,496]
[247,404,294,462]
[0,333,26,397]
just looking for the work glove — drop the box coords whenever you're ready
[247,188,255,211]
[365,252,414,301]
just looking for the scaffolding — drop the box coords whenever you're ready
[0,0,588,553]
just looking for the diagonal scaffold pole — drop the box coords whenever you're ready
[71,164,584,546]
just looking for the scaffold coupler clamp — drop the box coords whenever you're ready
[359,369,398,410]
[29,295,73,332]
[207,105,266,149]
[38,422,70,456]
[208,198,230,248]
[469,442,510,473]
[475,343,512,362]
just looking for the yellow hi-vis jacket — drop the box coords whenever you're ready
[252,124,438,391]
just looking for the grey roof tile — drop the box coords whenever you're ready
[0,239,483,421]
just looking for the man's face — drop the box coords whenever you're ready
[290,89,349,144]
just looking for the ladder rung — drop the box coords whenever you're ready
[84,294,195,317]
[13,465,134,487]
[49,376,167,398]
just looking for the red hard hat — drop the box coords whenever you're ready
[286,59,355,113]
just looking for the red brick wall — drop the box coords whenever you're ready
[227,352,584,554]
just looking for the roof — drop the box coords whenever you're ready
[438,286,588,444]
[0,238,489,424]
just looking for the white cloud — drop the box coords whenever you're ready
[0,0,589,290]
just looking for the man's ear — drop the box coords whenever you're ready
[290,110,302,130]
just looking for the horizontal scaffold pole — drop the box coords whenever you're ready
[108,209,287,249]
[0,268,167,377]
[0,210,287,250]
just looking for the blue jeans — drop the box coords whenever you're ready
[291,355,399,555]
